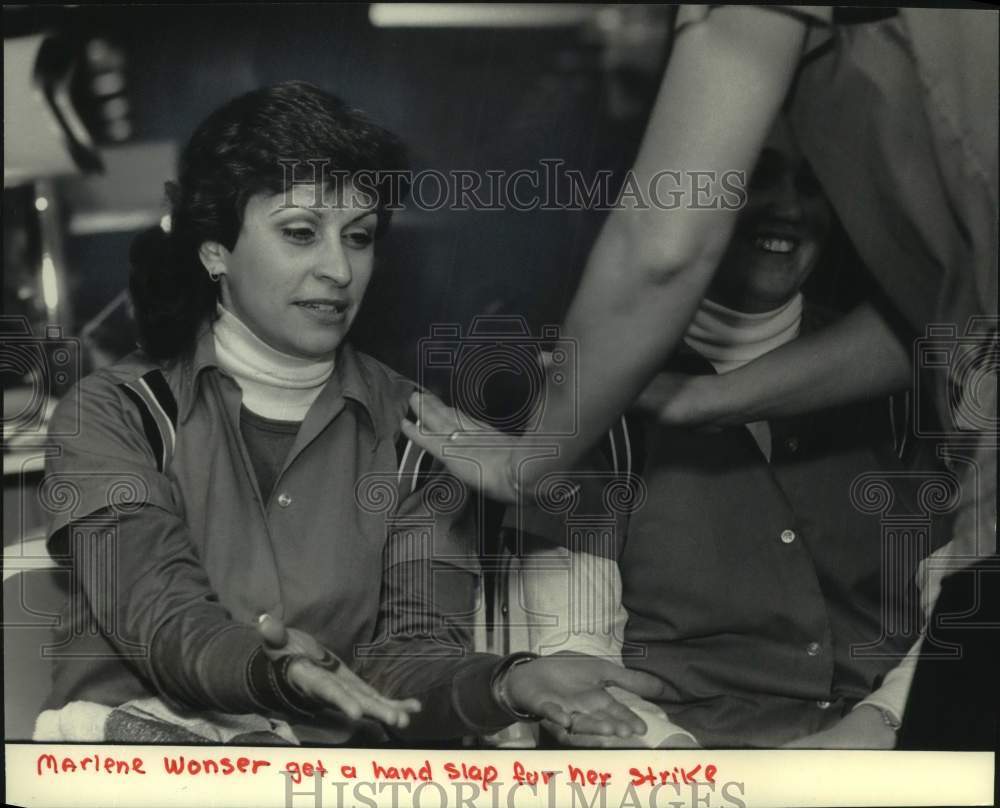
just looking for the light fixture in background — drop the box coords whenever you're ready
[81,37,132,145]
[3,34,103,185]
[39,253,59,316]
[31,179,73,329]
[368,4,599,28]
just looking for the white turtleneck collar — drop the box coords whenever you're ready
[683,293,803,375]
[682,293,803,461]
[212,303,334,421]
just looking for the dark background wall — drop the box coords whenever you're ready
[6,3,648,380]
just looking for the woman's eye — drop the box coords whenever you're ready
[344,229,374,249]
[282,226,316,244]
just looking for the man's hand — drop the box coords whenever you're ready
[256,615,421,729]
[782,705,896,749]
[504,653,667,738]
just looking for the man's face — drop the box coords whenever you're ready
[707,119,833,313]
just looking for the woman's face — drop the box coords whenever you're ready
[707,119,833,313]
[210,182,378,360]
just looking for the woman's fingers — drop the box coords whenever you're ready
[288,660,364,721]
[563,710,616,737]
[600,665,667,701]
[258,616,340,669]
[534,700,572,729]
[349,690,411,728]
[406,391,503,438]
[407,391,460,436]
[335,669,422,724]
[597,695,648,736]
[289,661,422,728]
[257,614,289,649]
[540,719,573,745]
[255,611,420,730]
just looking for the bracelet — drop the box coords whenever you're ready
[491,652,540,721]
[247,647,317,718]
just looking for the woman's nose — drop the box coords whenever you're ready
[315,243,352,286]
[767,170,805,221]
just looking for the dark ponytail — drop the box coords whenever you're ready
[128,219,217,360]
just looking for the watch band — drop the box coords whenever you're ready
[247,646,317,718]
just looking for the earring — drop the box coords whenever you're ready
[208,271,220,282]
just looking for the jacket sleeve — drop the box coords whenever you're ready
[44,373,294,716]
[358,464,520,740]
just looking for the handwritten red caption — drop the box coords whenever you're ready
[36,753,716,790]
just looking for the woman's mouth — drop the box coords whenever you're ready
[753,235,799,254]
[295,299,350,323]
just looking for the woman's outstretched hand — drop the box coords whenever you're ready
[256,615,421,729]
[504,653,668,738]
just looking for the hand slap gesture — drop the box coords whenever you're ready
[257,614,421,729]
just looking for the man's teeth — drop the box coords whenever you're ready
[754,236,796,254]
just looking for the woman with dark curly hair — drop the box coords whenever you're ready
[34,81,665,745]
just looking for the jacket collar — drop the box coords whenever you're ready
[177,321,380,435]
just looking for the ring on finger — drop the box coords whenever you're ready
[316,650,342,672]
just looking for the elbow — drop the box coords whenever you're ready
[613,210,727,290]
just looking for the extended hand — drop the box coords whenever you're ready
[782,705,896,749]
[400,390,524,503]
[257,615,421,729]
[505,653,667,738]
